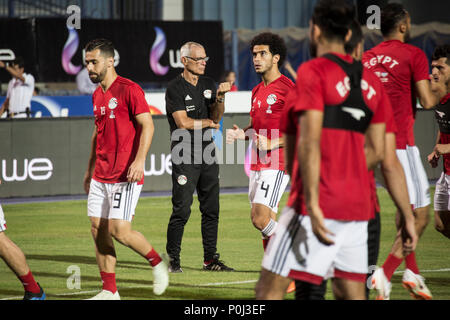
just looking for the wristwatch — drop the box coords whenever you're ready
[216,96,225,103]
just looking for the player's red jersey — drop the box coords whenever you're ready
[279,89,300,209]
[250,74,295,171]
[362,40,429,149]
[291,53,387,221]
[435,93,450,175]
[92,76,150,184]
[369,93,397,215]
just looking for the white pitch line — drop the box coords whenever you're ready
[2,269,449,300]
[0,279,257,300]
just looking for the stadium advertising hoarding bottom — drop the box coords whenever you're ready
[0,91,252,118]
[0,115,251,198]
[0,111,441,199]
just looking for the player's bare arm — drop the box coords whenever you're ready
[255,134,284,151]
[210,82,231,123]
[0,98,9,117]
[364,123,386,170]
[428,131,441,168]
[380,132,418,254]
[298,110,335,246]
[84,126,98,194]
[284,133,296,177]
[0,60,26,83]
[415,79,440,109]
[172,110,220,130]
[127,112,154,183]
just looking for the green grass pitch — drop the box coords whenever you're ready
[0,187,449,300]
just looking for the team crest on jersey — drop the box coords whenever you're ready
[203,90,212,99]
[108,97,118,119]
[266,94,277,106]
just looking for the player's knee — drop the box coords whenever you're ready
[110,228,129,245]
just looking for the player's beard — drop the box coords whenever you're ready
[89,67,107,84]
[309,39,318,58]
[404,28,411,43]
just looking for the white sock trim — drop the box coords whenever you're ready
[261,219,277,238]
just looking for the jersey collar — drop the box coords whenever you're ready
[441,93,450,105]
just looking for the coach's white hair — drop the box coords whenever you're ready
[180,42,204,58]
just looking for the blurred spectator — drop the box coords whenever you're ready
[0,57,34,118]
[284,61,297,81]
[222,70,238,91]
[76,66,98,95]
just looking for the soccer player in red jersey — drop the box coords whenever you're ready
[255,0,387,300]
[82,39,169,300]
[0,179,46,300]
[226,33,295,292]
[362,4,440,300]
[427,45,450,240]
[289,19,417,301]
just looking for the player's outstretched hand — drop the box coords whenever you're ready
[434,144,450,157]
[226,124,245,144]
[127,159,145,182]
[309,207,335,246]
[427,151,439,168]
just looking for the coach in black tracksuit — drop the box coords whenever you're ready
[165,41,233,273]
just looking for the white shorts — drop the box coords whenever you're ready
[88,179,143,222]
[249,170,290,214]
[262,207,368,285]
[0,204,6,232]
[396,145,430,209]
[434,172,450,212]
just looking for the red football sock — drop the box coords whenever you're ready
[145,248,162,267]
[100,271,117,293]
[262,237,271,251]
[405,252,420,274]
[18,271,41,294]
[382,254,403,281]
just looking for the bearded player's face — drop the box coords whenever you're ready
[85,49,110,84]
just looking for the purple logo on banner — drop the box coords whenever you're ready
[150,27,169,76]
[62,26,82,75]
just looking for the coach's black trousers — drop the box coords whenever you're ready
[166,162,220,264]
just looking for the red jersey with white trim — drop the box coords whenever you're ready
[291,53,387,221]
[435,93,450,175]
[362,40,429,149]
[92,76,150,185]
[250,74,295,171]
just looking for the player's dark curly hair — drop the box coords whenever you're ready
[344,19,363,54]
[380,3,409,37]
[12,56,25,69]
[250,32,287,67]
[84,38,115,58]
[432,45,450,65]
[311,0,355,42]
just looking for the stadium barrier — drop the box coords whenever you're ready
[0,111,441,199]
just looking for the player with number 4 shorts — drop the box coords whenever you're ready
[226,32,295,293]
